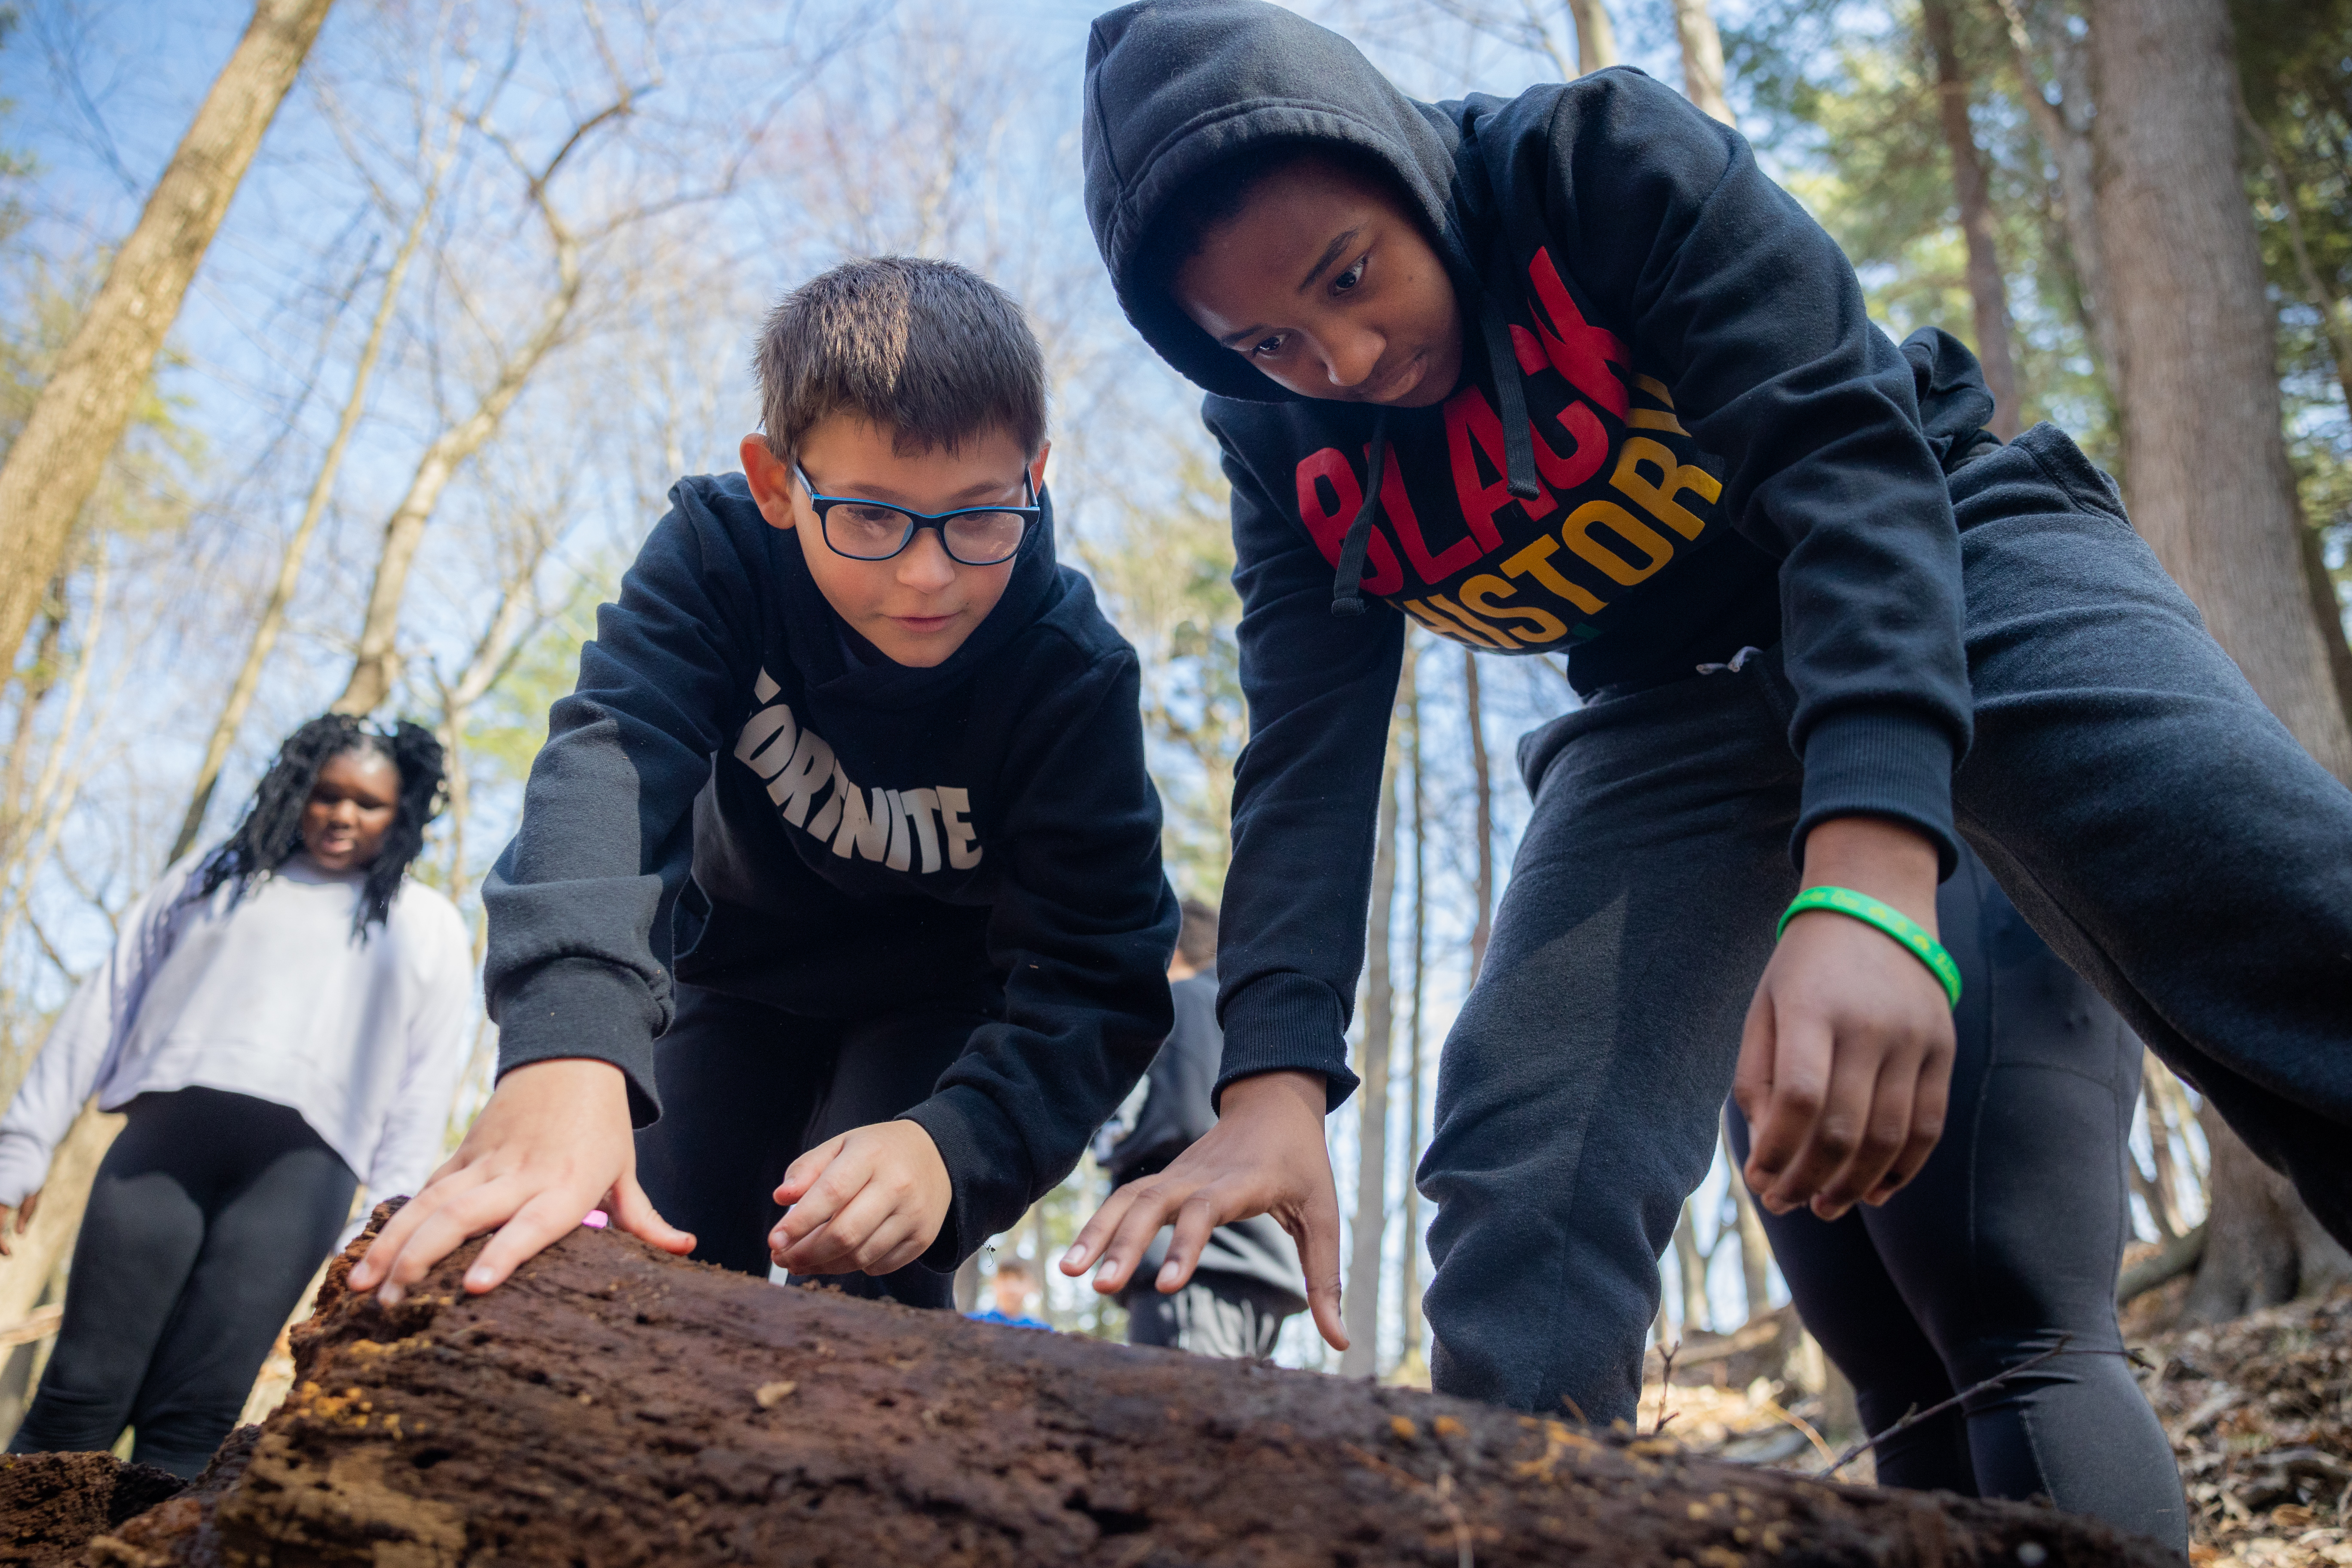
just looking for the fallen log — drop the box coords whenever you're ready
[69,1206,2168,1567]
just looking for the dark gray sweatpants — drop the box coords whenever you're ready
[1419,423,2352,1424]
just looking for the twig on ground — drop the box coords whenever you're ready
[1651,1341,1678,1436]
[1815,1338,2073,1479]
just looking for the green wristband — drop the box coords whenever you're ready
[1777,886,1962,1010]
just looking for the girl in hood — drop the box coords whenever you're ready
[1066,0,2346,1547]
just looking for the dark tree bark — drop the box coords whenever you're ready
[1920,0,2021,439]
[2089,0,2352,1314]
[2087,0,2352,783]
[66,1211,2175,1567]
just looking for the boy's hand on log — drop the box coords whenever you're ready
[0,1190,37,1258]
[1060,1069,1347,1352]
[1734,816,1955,1222]
[349,1057,693,1305]
[769,1121,950,1277]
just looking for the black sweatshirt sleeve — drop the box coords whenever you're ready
[1519,71,1969,866]
[901,643,1179,1267]
[481,485,762,1123]
[1208,414,1398,1109]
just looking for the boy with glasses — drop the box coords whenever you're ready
[354,256,1179,1310]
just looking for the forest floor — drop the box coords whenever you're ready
[1631,1283,2352,1568]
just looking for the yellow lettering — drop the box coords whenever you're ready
[1501,535,1608,615]
[1563,500,1674,586]
[1610,436,1721,541]
[1459,574,1568,645]
[1635,374,1675,405]
[1400,598,1493,648]
[1627,407,1690,436]
[1424,594,1517,650]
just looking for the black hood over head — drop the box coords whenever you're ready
[1085,0,1549,614]
[1082,0,1477,406]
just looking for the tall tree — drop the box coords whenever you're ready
[0,0,337,679]
[2088,0,2352,784]
[1340,710,1403,1378]
[1671,0,1732,123]
[1464,651,1495,983]
[1919,0,2021,438]
[1566,0,1617,74]
[1399,647,1427,1377]
[2091,0,2352,1316]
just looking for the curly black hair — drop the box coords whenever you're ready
[194,714,447,938]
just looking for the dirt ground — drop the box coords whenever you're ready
[16,1208,2175,1567]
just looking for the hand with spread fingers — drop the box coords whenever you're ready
[347,1057,693,1305]
[1734,816,1956,1220]
[768,1121,951,1278]
[1060,1068,1346,1351]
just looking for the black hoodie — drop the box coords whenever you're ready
[481,473,1180,1267]
[1083,0,1975,1108]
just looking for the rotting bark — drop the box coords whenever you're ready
[62,1206,2174,1567]
[0,1451,182,1566]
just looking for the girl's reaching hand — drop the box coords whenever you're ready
[348,1057,693,1305]
[1734,816,1955,1220]
[0,1190,39,1259]
[1060,1069,1346,1352]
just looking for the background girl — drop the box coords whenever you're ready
[0,714,473,1476]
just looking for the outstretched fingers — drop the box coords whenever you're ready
[607,1173,694,1257]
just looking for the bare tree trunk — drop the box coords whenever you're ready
[1563,0,1616,74]
[0,1105,124,1333]
[1920,0,2021,439]
[2089,0,2352,784]
[1672,1199,1709,1337]
[0,0,336,678]
[1463,650,1494,984]
[1340,716,1402,1378]
[2090,0,2352,1314]
[1399,649,1426,1375]
[1723,1124,1773,1325]
[170,143,445,861]
[2183,1101,2352,1323]
[1670,0,1732,124]
[1994,0,2116,410]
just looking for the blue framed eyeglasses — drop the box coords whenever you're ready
[793,462,1040,566]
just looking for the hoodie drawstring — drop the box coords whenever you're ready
[1476,283,1542,503]
[1330,408,1389,616]
[1326,280,1539,616]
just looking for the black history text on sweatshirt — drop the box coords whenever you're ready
[1083,0,1981,1107]
[483,473,1180,1266]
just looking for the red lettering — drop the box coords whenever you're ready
[1523,248,1631,420]
[1527,390,1609,492]
[1445,386,1557,552]
[1294,447,1405,596]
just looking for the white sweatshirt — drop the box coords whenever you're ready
[0,853,477,1234]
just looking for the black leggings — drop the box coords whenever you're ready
[633,984,983,1308]
[1727,849,2187,1550]
[9,1087,356,1478]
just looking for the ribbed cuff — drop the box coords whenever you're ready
[0,1132,50,1211]
[1795,708,1961,878]
[1212,973,1360,1112]
[902,1084,1026,1273]
[492,957,666,1126]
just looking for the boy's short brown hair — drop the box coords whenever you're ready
[754,256,1047,460]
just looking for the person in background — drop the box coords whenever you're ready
[1727,847,2186,1546]
[0,715,474,1477]
[1099,897,1307,1359]
[968,1254,1050,1329]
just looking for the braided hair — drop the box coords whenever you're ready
[195,714,447,937]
